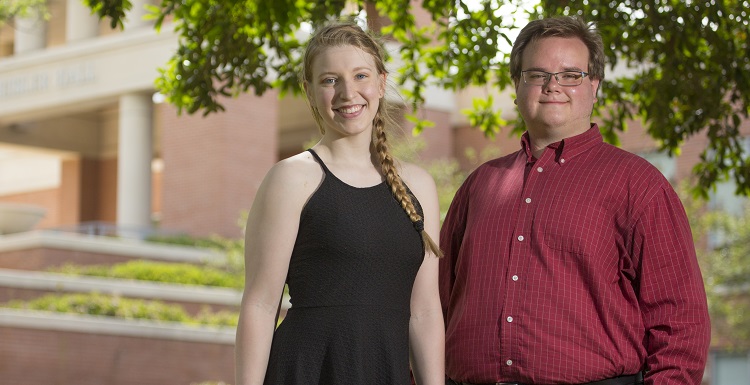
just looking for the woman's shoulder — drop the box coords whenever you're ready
[260,151,323,198]
[269,150,320,177]
[398,161,437,196]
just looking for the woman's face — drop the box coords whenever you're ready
[305,44,386,139]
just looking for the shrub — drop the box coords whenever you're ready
[146,214,247,276]
[49,260,244,288]
[2,293,239,326]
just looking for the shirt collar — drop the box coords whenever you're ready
[521,123,603,164]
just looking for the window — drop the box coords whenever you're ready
[708,135,750,215]
[712,351,750,385]
[638,150,676,181]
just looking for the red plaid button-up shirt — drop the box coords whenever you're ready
[439,125,710,385]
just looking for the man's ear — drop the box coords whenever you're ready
[590,78,601,102]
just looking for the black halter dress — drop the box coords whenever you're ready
[263,149,425,385]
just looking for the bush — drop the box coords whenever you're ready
[2,293,239,326]
[147,234,231,250]
[49,260,244,288]
[147,232,246,277]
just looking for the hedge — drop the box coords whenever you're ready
[2,293,239,326]
[49,260,244,288]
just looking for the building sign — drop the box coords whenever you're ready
[0,61,96,99]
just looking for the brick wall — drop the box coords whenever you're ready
[1,156,121,229]
[0,327,234,385]
[159,91,279,238]
[88,157,119,224]
[411,107,455,162]
[0,248,135,271]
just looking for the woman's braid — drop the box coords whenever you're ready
[372,113,442,257]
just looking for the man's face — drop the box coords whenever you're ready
[514,36,600,141]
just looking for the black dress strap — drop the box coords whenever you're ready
[307,149,331,175]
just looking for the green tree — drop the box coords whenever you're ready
[684,186,750,349]
[80,0,749,196]
[0,0,47,25]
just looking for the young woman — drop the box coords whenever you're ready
[234,21,444,385]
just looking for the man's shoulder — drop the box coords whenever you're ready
[594,143,675,197]
[598,143,667,177]
[473,150,525,174]
[455,150,524,196]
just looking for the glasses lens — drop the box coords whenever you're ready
[558,71,584,86]
[523,71,549,85]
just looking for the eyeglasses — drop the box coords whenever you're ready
[521,70,589,86]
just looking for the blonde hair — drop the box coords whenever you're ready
[301,21,442,257]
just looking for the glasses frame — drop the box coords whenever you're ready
[521,70,589,86]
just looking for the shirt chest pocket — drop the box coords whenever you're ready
[539,199,614,257]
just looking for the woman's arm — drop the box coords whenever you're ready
[235,154,320,385]
[403,164,445,385]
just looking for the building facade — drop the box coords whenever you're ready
[0,0,478,239]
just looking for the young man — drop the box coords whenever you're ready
[440,16,710,385]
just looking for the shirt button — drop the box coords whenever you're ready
[517,235,524,241]
[512,275,519,281]
[525,197,531,204]
[560,158,566,163]
[507,316,513,322]
[537,166,543,172]
[506,359,513,366]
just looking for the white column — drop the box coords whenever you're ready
[124,0,150,30]
[14,11,47,54]
[66,0,99,42]
[117,92,153,234]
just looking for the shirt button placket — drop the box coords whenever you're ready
[507,160,539,377]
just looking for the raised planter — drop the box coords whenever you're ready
[0,230,223,270]
[0,268,243,315]
[0,308,236,385]
[0,203,46,235]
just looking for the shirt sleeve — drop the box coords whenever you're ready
[439,171,473,321]
[633,183,711,385]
